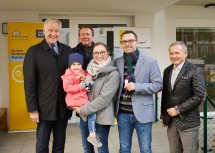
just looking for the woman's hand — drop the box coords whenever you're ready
[73,107,81,114]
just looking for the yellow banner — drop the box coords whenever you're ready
[8,22,44,131]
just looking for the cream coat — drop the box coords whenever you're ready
[80,61,120,125]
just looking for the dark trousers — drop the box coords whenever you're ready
[36,119,68,153]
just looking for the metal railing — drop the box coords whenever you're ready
[201,94,215,153]
[155,93,159,122]
[154,91,215,153]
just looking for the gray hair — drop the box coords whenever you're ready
[44,18,62,30]
[169,41,187,51]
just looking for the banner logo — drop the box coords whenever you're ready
[36,30,44,38]
[12,30,20,36]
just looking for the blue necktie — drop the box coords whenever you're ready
[51,44,58,55]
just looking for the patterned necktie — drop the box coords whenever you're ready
[171,66,180,89]
[51,44,58,55]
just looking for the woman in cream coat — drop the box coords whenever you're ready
[75,42,120,153]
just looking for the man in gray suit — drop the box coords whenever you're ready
[161,41,205,153]
[114,30,163,153]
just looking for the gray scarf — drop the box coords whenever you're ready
[87,56,111,78]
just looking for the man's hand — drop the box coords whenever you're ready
[167,107,178,117]
[161,119,167,127]
[124,82,135,92]
[30,111,39,123]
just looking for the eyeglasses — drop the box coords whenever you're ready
[93,50,107,56]
[120,39,136,45]
[80,33,92,37]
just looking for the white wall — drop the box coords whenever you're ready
[0,5,215,121]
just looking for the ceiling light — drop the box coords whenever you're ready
[205,3,215,8]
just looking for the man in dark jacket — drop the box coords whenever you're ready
[161,41,205,153]
[72,26,95,70]
[23,19,72,153]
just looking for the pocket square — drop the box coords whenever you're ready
[181,75,189,79]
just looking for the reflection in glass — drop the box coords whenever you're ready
[177,27,215,100]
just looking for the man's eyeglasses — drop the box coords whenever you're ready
[80,33,91,37]
[120,39,136,45]
[93,50,107,56]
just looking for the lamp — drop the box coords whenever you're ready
[205,3,215,8]
[2,23,8,34]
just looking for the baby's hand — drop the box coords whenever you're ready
[80,75,86,81]
[76,75,86,80]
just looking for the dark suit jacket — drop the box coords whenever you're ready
[23,39,73,120]
[161,60,205,130]
[72,42,95,70]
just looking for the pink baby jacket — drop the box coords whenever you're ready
[61,68,90,108]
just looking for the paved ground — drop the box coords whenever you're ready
[0,122,205,153]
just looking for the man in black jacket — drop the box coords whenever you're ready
[23,19,72,153]
[72,26,95,70]
[161,41,205,153]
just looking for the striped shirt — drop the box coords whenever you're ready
[119,64,136,114]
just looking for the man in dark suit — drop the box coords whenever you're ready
[23,19,72,153]
[161,41,205,153]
